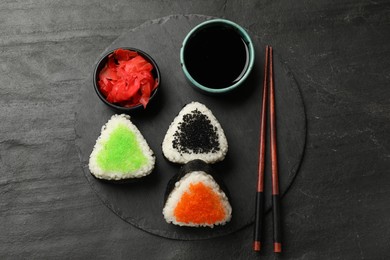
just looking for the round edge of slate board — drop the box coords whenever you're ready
[74,14,307,241]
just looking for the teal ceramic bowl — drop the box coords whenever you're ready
[180,19,255,94]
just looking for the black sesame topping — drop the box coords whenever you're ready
[172,109,220,154]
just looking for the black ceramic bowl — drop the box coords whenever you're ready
[93,47,161,112]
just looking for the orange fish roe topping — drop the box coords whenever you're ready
[174,182,226,224]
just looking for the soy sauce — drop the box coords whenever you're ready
[184,25,249,89]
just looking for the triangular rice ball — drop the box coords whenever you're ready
[162,102,228,164]
[163,160,232,227]
[89,114,155,181]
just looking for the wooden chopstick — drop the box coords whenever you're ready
[253,45,269,252]
[253,46,282,253]
[269,46,282,253]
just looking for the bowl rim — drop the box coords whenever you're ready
[180,18,255,94]
[93,47,161,111]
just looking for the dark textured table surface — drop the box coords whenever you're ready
[1,1,389,259]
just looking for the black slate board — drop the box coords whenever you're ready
[75,15,306,240]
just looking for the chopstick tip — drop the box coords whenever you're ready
[253,241,261,252]
[274,242,282,253]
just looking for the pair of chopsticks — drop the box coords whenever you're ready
[253,46,282,253]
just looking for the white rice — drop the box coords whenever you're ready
[88,114,155,180]
[163,171,232,227]
[162,102,228,164]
